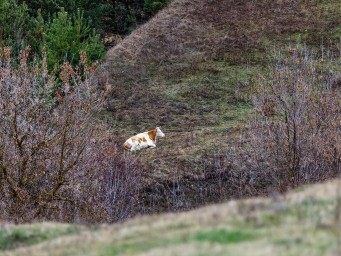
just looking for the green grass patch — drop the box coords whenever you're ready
[0,224,83,251]
[189,229,256,244]
[102,229,256,255]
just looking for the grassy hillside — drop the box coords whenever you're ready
[1,179,340,255]
[95,0,341,212]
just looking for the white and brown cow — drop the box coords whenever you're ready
[123,127,165,152]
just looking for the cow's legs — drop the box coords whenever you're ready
[147,142,156,148]
[131,144,138,151]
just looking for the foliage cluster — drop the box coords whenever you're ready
[0,0,171,73]
[0,0,104,74]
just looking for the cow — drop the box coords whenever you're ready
[123,127,165,152]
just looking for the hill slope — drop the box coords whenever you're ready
[95,0,341,212]
[2,179,340,255]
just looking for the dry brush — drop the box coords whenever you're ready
[0,47,141,223]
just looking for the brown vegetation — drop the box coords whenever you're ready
[0,47,141,223]
[247,48,341,189]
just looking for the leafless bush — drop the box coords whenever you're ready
[80,145,142,223]
[243,46,341,191]
[0,47,141,223]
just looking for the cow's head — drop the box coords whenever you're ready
[156,127,165,137]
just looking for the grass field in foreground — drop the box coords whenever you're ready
[1,179,340,256]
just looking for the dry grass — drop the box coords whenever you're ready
[2,179,340,255]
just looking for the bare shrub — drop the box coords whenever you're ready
[80,144,142,223]
[243,46,341,191]
[0,47,141,223]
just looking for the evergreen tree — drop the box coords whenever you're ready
[44,9,104,73]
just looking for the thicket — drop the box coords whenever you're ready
[229,46,341,193]
[0,48,141,223]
